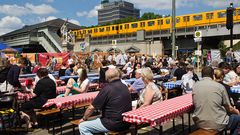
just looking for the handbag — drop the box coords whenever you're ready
[0,81,14,93]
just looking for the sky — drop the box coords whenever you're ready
[0,0,239,35]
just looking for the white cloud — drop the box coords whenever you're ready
[0,16,24,35]
[76,4,101,18]
[25,3,57,15]
[39,16,57,22]
[0,3,57,16]
[68,19,80,26]
[76,11,88,17]
[0,4,29,16]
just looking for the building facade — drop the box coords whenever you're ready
[98,0,140,25]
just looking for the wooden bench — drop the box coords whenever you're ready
[190,129,219,135]
[71,116,131,135]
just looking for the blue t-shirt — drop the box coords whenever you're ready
[65,69,73,76]
[131,78,145,93]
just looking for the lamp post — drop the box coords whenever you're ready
[171,0,176,59]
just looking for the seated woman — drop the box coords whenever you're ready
[62,68,90,97]
[20,68,56,128]
[136,67,163,108]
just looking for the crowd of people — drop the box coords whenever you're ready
[0,51,240,134]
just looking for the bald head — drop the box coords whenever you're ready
[105,68,120,82]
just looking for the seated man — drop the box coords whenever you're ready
[192,66,240,134]
[128,69,145,93]
[79,68,132,134]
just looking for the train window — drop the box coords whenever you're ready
[157,20,163,25]
[94,28,98,33]
[106,27,110,31]
[116,26,119,31]
[148,21,155,26]
[83,30,86,34]
[140,22,145,27]
[131,23,138,28]
[125,24,129,29]
[120,25,123,30]
[206,13,214,19]
[193,15,202,21]
[218,11,226,18]
[99,28,104,32]
[88,30,92,34]
[166,19,170,24]
[183,16,190,22]
[112,26,115,30]
[176,17,180,23]
[238,10,240,15]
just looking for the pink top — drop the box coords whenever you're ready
[123,94,193,126]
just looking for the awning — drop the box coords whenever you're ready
[0,42,9,50]
[125,46,140,53]
[107,47,121,53]
[92,48,103,52]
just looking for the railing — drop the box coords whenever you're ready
[38,32,61,52]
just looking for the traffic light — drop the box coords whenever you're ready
[226,5,234,29]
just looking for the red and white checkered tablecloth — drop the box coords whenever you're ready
[42,91,99,109]
[122,94,193,127]
[16,92,33,101]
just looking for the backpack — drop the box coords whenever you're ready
[181,73,195,94]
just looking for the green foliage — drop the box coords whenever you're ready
[141,12,162,20]
[233,41,240,51]
[218,41,228,57]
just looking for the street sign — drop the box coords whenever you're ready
[194,37,202,42]
[194,31,202,38]
[112,40,117,45]
[195,50,202,56]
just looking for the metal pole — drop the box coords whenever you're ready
[230,27,233,50]
[171,0,176,59]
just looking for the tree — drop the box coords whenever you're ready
[141,12,162,20]
[218,41,228,57]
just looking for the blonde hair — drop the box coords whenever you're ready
[141,67,154,82]
[214,68,224,81]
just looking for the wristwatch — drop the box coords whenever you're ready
[82,116,88,121]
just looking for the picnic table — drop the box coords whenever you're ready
[231,86,240,94]
[56,83,99,94]
[19,72,58,78]
[122,94,193,134]
[42,91,99,109]
[163,80,182,89]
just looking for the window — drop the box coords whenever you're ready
[148,21,155,26]
[99,28,104,32]
[183,16,190,22]
[88,30,92,33]
[106,27,110,31]
[131,23,138,28]
[157,20,163,25]
[166,19,170,24]
[120,25,123,30]
[112,26,115,30]
[125,24,129,29]
[94,28,98,33]
[140,22,145,27]
[206,13,214,19]
[116,26,119,31]
[193,15,202,21]
[238,10,240,15]
[176,17,180,23]
[83,30,86,34]
[218,11,226,18]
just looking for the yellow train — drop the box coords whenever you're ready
[73,7,240,40]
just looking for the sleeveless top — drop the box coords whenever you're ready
[138,82,163,107]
